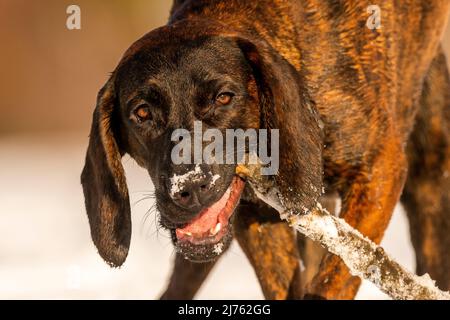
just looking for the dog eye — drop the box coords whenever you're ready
[134,105,152,123]
[215,92,234,106]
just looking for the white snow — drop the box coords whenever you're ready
[169,164,203,196]
[213,243,224,255]
[169,165,221,196]
[308,213,339,239]
[211,174,221,185]
[300,205,310,215]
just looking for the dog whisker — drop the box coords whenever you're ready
[133,196,154,207]
[139,202,158,237]
[131,190,156,195]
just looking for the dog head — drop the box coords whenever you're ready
[81,20,323,267]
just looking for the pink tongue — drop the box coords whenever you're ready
[177,188,231,235]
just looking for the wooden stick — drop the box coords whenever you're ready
[236,164,450,300]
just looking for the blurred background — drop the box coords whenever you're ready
[0,1,449,299]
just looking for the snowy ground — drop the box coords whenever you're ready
[0,132,415,299]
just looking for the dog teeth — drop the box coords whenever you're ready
[210,223,221,236]
[179,230,192,237]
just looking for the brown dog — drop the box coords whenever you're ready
[81,0,450,299]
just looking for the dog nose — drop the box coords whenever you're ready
[170,176,213,210]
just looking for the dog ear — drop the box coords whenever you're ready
[81,79,131,267]
[235,38,324,213]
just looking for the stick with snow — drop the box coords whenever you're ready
[236,161,450,300]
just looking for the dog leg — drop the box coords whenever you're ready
[401,48,450,290]
[309,49,450,299]
[160,253,217,299]
[305,143,408,299]
[234,201,303,299]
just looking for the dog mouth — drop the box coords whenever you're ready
[172,176,245,261]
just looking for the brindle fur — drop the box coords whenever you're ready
[82,0,450,299]
[165,0,450,299]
